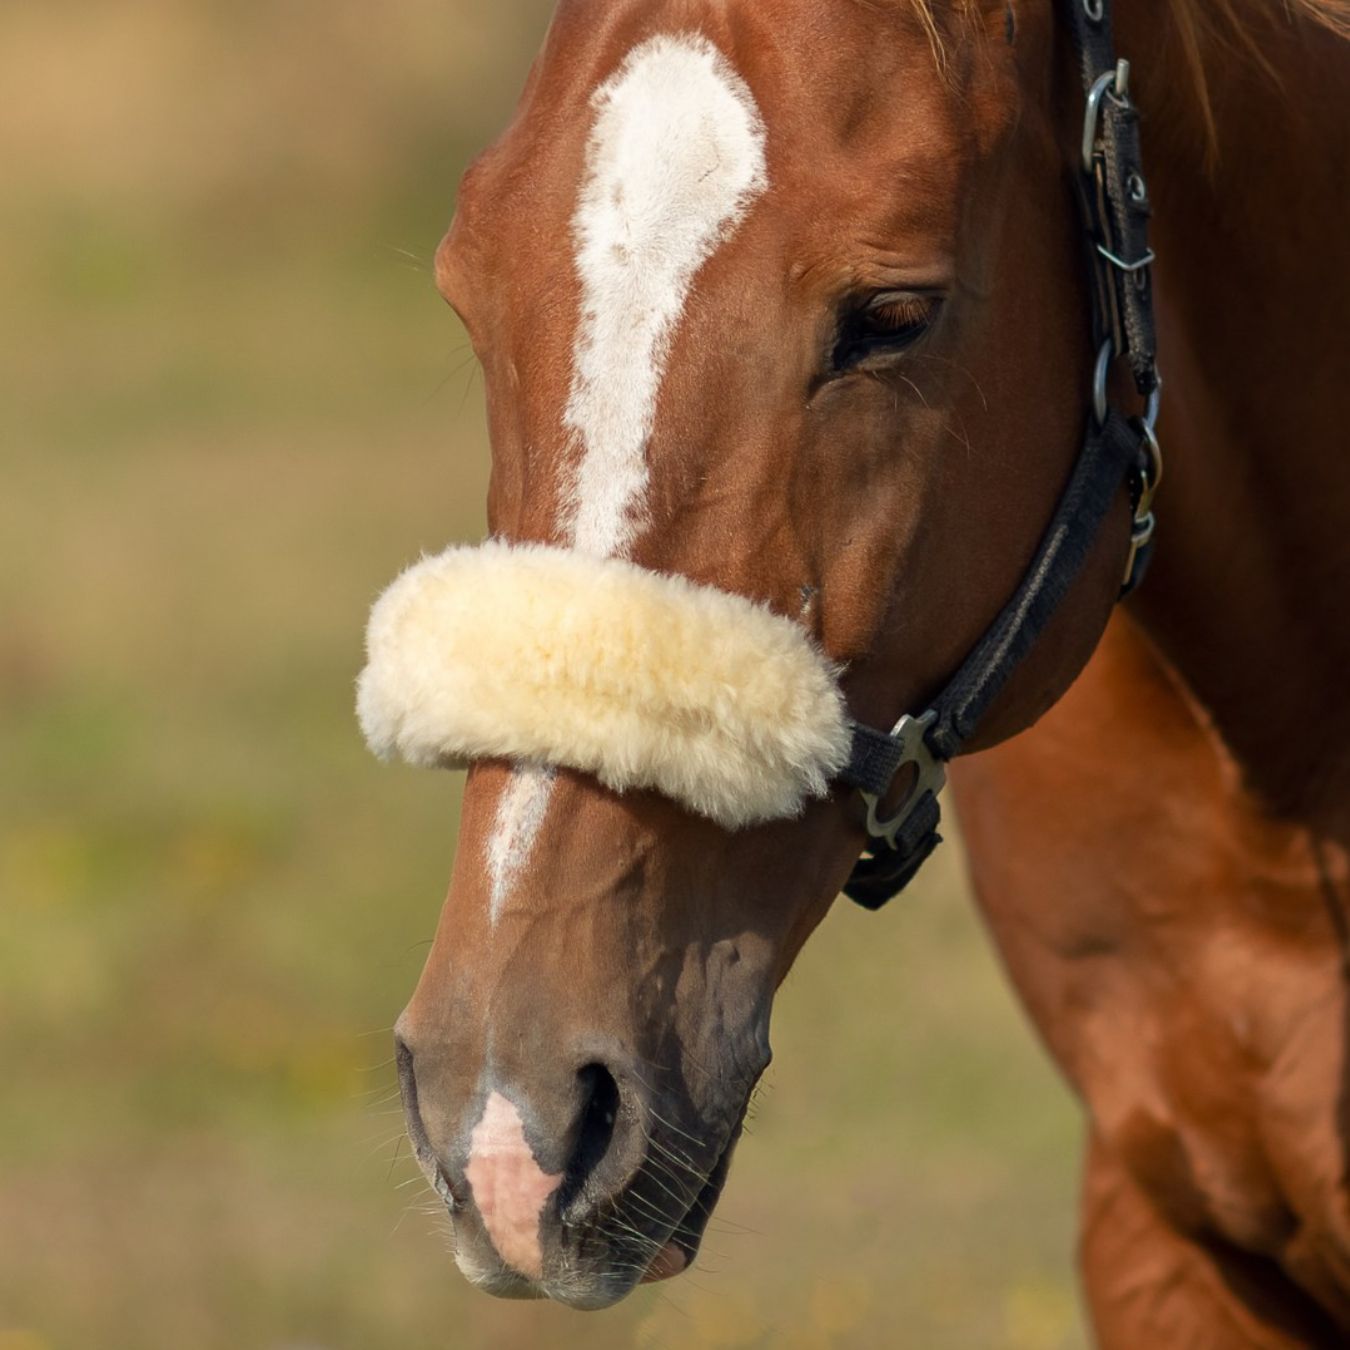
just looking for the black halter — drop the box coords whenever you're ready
[839,0,1163,911]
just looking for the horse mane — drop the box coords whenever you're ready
[1165,0,1350,147]
[883,0,1350,153]
[890,0,1350,43]
[1285,0,1350,39]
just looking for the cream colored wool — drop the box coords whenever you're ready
[357,543,852,829]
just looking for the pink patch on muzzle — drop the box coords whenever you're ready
[464,1092,563,1281]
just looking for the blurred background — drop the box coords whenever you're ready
[0,3,1086,1346]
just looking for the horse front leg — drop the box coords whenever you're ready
[1081,1133,1341,1349]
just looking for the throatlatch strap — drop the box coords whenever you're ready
[840,411,1148,907]
[926,411,1141,762]
[839,0,1162,912]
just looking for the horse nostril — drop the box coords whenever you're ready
[557,1061,635,1219]
[571,1064,621,1180]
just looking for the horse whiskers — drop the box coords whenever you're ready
[640,1129,705,1177]
[909,347,991,410]
[633,1159,703,1213]
[618,1186,685,1233]
[642,1156,702,1200]
[640,1100,713,1153]
[390,1200,442,1238]
[640,1164,705,1214]
[356,1080,403,1100]
[643,1111,708,1157]
[356,1131,407,1163]
[595,1215,665,1259]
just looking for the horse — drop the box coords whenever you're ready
[358,0,1350,1340]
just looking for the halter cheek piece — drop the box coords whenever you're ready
[838,0,1163,909]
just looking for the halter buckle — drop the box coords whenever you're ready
[859,711,948,851]
[1081,60,1132,174]
[1123,419,1164,590]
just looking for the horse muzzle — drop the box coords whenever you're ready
[394,1015,760,1308]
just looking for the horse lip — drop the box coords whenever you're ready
[472,1121,742,1308]
[432,1161,462,1211]
[658,1121,741,1271]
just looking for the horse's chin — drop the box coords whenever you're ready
[457,1243,686,1312]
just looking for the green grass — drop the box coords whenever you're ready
[0,4,1087,1346]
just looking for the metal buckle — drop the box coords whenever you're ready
[860,711,948,851]
[1122,419,1163,586]
[1122,512,1156,590]
[1096,243,1156,274]
[1081,60,1132,173]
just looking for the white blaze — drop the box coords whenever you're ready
[485,33,769,920]
[564,33,769,557]
[487,764,556,923]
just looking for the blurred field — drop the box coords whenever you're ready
[0,3,1087,1347]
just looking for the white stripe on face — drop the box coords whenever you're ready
[486,34,769,921]
[564,33,769,558]
[486,763,556,925]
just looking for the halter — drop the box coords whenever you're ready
[359,0,1163,911]
[839,0,1163,908]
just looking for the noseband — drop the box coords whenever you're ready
[839,0,1162,908]
[359,0,1163,912]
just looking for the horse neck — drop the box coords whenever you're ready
[1103,0,1350,834]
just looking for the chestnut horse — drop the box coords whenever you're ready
[365,0,1350,1341]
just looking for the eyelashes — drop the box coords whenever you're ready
[831,291,942,372]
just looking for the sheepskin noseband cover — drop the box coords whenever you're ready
[357,543,852,829]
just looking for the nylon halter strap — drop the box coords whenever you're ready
[838,0,1164,911]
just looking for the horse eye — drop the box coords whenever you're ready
[832,291,940,371]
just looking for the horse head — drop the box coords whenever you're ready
[367,0,1143,1308]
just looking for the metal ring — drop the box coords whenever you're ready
[1137,420,1164,509]
[1122,511,1157,589]
[1144,375,1163,434]
[1083,0,1104,22]
[1092,339,1112,427]
[861,712,947,851]
[1081,71,1116,173]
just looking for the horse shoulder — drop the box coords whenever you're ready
[951,609,1350,1322]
